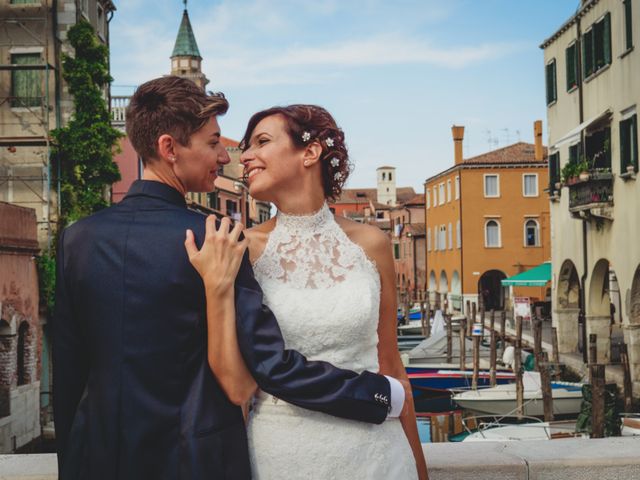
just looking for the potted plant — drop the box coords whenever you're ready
[577,159,591,181]
[561,162,578,185]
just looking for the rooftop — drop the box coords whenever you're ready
[462,142,548,165]
[172,8,202,58]
[333,187,417,205]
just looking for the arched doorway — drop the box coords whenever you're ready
[451,271,462,312]
[439,271,448,311]
[628,266,640,383]
[587,259,614,363]
[556,260,581,354]
[478,270,507,311]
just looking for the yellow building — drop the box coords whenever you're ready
[425,123,550,315]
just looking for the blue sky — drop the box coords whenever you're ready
[109,0,580,191]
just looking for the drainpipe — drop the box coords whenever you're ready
[577,16,589,363]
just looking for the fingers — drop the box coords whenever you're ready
[206,214,218,240]
[229,221,245,243]
[184,229,197,260]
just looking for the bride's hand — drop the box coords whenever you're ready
[184,215,248,295]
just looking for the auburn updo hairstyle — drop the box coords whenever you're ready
[240,105,352,201]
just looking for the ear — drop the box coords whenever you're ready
[157,134,178,164]
[302,141,322,167]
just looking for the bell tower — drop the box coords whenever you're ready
[170,0,209,89]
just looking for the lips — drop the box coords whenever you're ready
[244,166,265,183]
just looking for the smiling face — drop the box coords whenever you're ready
[173,116,230,193]
[240,114,305,201]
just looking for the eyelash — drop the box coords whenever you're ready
[257,138,269,146]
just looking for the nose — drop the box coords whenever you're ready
[240,148,253,166]
[218,146,231,165]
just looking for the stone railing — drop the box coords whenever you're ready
[567,172,614,219]
[2,437,639,479]
[110,96,130,128]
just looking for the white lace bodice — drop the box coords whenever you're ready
[253,203,381,373]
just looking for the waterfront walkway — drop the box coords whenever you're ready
[2,437,639,479]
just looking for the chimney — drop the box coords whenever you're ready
[452,125,465,165]
[534,120,544,161]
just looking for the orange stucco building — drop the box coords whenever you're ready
[425,122,551,314]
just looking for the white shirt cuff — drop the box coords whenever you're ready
[384,375,405,418]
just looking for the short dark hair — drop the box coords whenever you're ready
[125,76,229,165]
[240,105,352,201]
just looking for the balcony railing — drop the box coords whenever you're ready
[110,96,130,128]
[567,171,614,219]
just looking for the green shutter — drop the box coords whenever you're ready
[624,0,633,50]
[11,53,41,108]
[621,118,630,172]
[566,44,577,91]
[582,30,593,77]
[546,60,557,105]
[603,12,612,65]
[633,114,639,169]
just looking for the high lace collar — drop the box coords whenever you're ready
[275,202,333,233]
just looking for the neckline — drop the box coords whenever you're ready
[275,202,333,232]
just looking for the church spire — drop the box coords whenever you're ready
[170,0,209,89]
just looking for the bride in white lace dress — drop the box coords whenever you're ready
[188,105,427,479]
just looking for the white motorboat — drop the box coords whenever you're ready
[451,372,583,417]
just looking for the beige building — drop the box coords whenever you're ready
[0,0,115,250]
[541,0,639,393]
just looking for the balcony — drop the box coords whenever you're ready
[110,96,130,130]
[567,171,614,220]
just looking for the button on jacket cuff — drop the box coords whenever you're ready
[384,376,405,418]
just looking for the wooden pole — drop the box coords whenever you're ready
[446,314,453,364]
[500,310,507,357]
[539,351,554,422]
[620,343,633,413]
[472,335,480,390]
[590,364,605,439]
[490,327,497,387]
[459,318,467,371]
[470,302,477,337]
[466,300,471,321]
[589,333,598,366]
[552,327,561,380]
[515,316,524,419]
[533,318,543,371]
[420,298,427,337]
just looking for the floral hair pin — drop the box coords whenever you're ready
[302,131,311,142]
[325,137,334,147]
[330,157,340,168]
[334,172,343,181]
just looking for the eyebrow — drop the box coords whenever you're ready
[210,132,221,139]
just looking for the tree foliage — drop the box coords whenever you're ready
[51,20,122,225]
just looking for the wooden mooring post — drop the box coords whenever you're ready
[472,331,480,390]
[420,298,429,337]
[533,318,543,371]
[469,302,477,337]
[446,314,453,364]
[552,327,561,380]
[489,310,497,387]
[539,351,554,422]
[515,315,524,419]
[500,310,507,357]
[591,364,606,439]
[589,333,598,367]
[620,343,633,413]
[459,318,467,371]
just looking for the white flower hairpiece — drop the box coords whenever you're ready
[334,172,343,181]
[325,137,334,147]
[302,131,311,142]
[330,157,340,168]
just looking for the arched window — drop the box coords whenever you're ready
[525,219,540,247]
[485,220,501,248]
[382,172,386,181]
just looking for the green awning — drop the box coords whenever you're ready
[501,262,551,287]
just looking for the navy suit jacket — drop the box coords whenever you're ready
[53,180,391,479]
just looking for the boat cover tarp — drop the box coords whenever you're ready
[501,262,551,287]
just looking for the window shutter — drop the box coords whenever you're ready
[566,44,576,91]
[625,0,633,50]
[603,12,612,65]
[633,114,639,169]
[583,30,593,77]
[621,118,630,171]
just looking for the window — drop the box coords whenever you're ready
[565,42,579,91]
[545,59,557,105]
[382,172,386,181]
[624,0,633,51]
[432,188,437,207]
[583,13,611,78]
[389,172,393,181]
[440,225,446,250]
[525,220,540,247]
[81,0,89,17]
[393,243,400,259]
[226,199,237,216]
[483,174,499,197]
[455,176,460,199]
[485,220,501,248]
[456,220,461,248]
[549,152,560,190]
[10,0,38,3]
[11,53,41,108]
[569,142,582,165]
[448,222,453,250]
[426,189,430,209]
[523,174,538,197]
[447,180,452,202]
[427,228,431,251]
[620,114,638,172]
[97,4,105,39]
[438,183,445,205]
[208,191,219,210]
